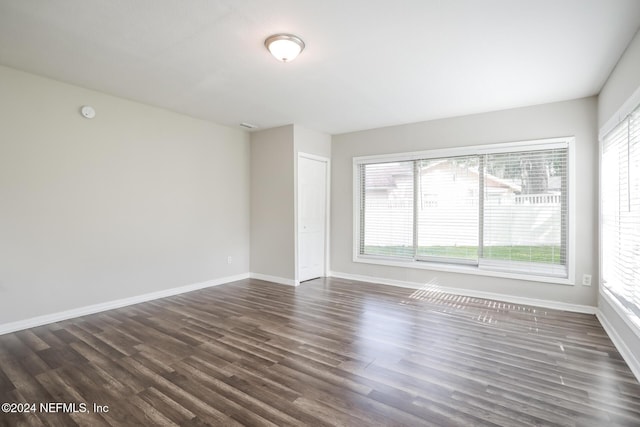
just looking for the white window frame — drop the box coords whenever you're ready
[599,88,640,336]
[353,137,576,285]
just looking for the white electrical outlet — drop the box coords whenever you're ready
[227,256,233,264]
[582,274,592,286]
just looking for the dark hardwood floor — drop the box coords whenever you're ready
[1,277,639,426]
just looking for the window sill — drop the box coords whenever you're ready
[353,255,574,285]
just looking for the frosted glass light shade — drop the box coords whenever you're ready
[265,34,305,62]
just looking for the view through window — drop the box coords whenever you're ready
[356,138,571,279]
[602,104,640,321]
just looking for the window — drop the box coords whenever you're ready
[360,161,414,258]
[416,156,479,263]
[354,138,574,283]
[601,104,640,322]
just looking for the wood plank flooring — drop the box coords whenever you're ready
[1,277,639,426]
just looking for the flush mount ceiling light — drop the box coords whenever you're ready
[264,33,305,62]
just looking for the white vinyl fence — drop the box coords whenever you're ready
[364,193,561,248]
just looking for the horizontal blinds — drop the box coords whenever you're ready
[602,117,627,299]
[603,105,640,318]
[356,137,570,279]
[416,155,479,262]
[631,110,640,317]
[481,148,567,276]
[360,161,414,258]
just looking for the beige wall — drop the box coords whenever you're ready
[0,66,250,325]
[250,125,295,282]
[598,28,640,128]
[293,125,332,158]
[331,97,598,307]
[250,124,331,284]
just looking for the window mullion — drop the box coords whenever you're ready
[359,164,366,255]
[478,155,485,261]
[413,160,419,260]
[628,121,631,212]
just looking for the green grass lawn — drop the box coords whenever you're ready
[364,245,562,264]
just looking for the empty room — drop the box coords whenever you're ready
[1,1,640,426]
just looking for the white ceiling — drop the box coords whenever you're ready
[0,0,639,135]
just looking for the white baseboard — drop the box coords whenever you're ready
[596,308,640,382]
[250,273,298,287]
[0,273,250,336]
[329,270,596,314]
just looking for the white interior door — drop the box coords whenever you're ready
[298,155,327,282]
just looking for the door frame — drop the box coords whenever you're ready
[295,152,331,285]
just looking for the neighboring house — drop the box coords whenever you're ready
[419,159,521,207]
